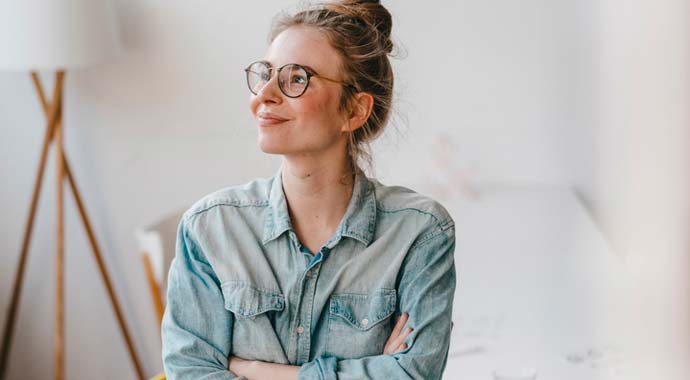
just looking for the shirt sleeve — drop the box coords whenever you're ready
[298,221,457,380]
[161,216,248,380]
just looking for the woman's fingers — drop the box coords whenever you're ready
[390,327,413,350]
[394,313,408,332]
[391,342,408,354]
[384,313,406,350]
[384,313,413,355]
[385,327,413,354]
[387,313,407,343]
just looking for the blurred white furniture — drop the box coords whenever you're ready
[441,187,633,380]
[0,1,145,379]
[135,209,184,380]
[136,210,185,326]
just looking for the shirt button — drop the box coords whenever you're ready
[361,318,369,327]
[297,325,304,334]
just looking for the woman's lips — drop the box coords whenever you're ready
[257,112,289,126]
[258,116,287,126]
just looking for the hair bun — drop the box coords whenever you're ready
[339,0,393,53]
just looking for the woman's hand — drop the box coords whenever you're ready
[228,355,299,380]
[383,312,413,355]
[228,355,256,377]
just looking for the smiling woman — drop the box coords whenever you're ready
[161,1,457,380]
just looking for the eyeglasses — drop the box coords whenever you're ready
[244,60,357,98]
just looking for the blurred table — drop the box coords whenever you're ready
[441,186,633,380]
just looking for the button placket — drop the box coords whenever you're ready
[297,256,325,365]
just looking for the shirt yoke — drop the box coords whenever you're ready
[181,175,455,233]
[371,179,455,228]
[181,176,273,221]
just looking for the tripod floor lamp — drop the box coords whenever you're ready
[0,1,145,379]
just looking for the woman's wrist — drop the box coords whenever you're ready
[229,356,299,380]
[252,360,300,380]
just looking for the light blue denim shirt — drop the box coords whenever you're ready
[161,166,457,380]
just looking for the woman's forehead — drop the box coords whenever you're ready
[264,26,341,74]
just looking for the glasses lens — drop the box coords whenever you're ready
[278,64,308,97]
[246,62,270,94]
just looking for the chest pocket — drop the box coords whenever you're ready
[221,282,285,320]
[221,281,286,363]
[326,288,397,359]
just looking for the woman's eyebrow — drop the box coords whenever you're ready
[300,64,319,74]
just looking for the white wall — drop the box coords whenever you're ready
[594,0,690,378]
[0,0,687,379]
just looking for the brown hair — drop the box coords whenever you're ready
[269,0,396,177]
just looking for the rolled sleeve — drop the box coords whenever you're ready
[298,223,457,380]
[161,216,247,380]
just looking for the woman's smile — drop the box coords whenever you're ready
[257,110,290,127]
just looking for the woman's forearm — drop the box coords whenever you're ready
[251,361,300,380]
[229,312,413,379]
[230,357,299,380]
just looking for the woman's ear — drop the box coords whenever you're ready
[342,92,374,133]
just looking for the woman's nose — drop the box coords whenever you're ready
[255,73,282,104]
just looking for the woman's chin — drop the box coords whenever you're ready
[257,139,288,155]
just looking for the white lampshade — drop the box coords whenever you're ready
[0,0,122,71]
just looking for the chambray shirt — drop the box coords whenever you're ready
[161,166,457,380]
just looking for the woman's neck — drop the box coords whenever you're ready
[280,157,355,243]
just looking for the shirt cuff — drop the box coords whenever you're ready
[298,355,338,380]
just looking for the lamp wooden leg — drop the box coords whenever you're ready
[62,155,146,379]
[0,71,146,380]
[0,72,64,380]
[54,71,65,380]
[43,71,145,379]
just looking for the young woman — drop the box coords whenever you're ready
[161,1,457,379]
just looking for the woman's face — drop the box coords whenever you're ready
[249,26,350,158]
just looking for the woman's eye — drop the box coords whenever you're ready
[292,75,307,84]
[260,72,270,81]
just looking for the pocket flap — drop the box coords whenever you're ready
[329,288,397,330]
[221,282,285,319]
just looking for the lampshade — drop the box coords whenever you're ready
[0,0,122,71]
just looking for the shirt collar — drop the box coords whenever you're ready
[262,165,377,248]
